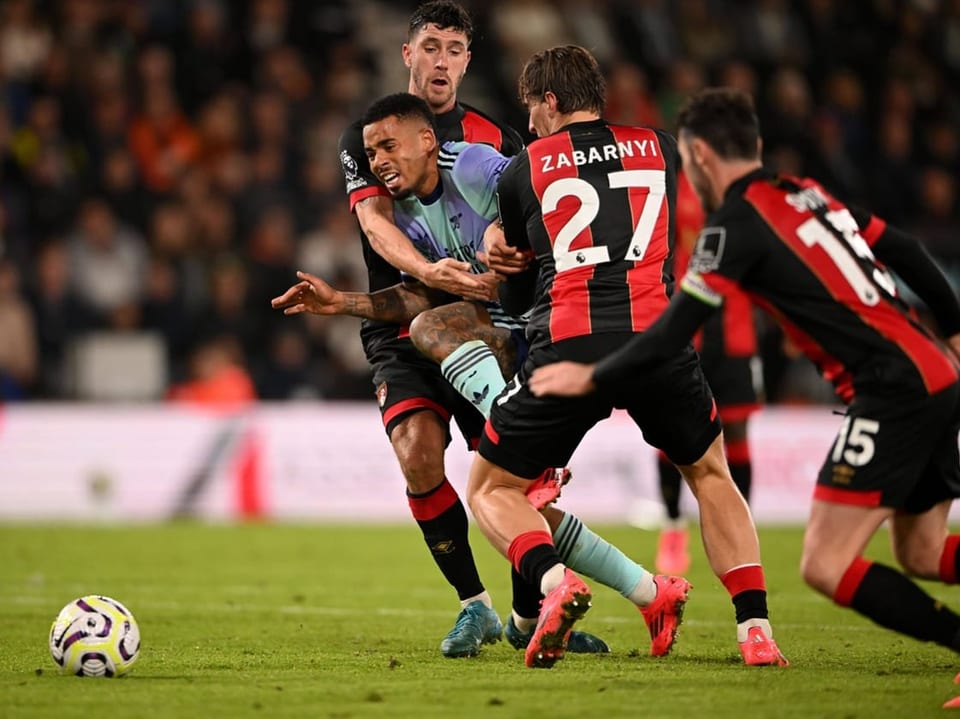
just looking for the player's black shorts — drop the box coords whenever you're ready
[815,381,960,513]
[367,337,484,449]
[479,334,722,479]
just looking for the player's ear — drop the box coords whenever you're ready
[401,43,413,68]
[543,91,559,112]
[690,137,711,167]
[421,127,437,153]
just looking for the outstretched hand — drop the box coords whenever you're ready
[528,361,598,397]
[271,271,343,315]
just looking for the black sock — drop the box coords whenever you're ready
[851,563,960,650]
[729,461,752,503]
[517,544,563,591]
[409,482,484,601]
[658,458,682,520]
[511,567,543,620]
[732,589,769,624]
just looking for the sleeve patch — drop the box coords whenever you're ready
[688,226,727,273]
[340,150,369,192]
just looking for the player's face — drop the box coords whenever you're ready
[363,116,436,200]
[403,24,471,114]
[678,133,715,212]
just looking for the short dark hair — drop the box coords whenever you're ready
[676,88,760,160]
[408,1,473,44]
[518,45,605,115]
[361,92,437,132]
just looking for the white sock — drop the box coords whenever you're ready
[512,610,537,633]
[627,571,657,606]
[737,617,773,643]
[460,590,493,610]
[540,563,567,596]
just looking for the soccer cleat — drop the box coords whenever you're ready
[524,569,592,669]
[526,467,572,510]
[439,601,503,658]
[504,614,610,654]
[738,626,789,667]
[655,527,691,575]
[639,574,692,657]
[945,696,960,709]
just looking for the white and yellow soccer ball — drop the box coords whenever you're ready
[49,595,141,677]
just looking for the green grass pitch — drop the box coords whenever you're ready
[1,523,958,718]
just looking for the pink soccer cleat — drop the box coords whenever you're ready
[526,467,572,510]
[524,569,592,669]
[655,527,691,575]
[739,626,789,667]
[639,574,692,657]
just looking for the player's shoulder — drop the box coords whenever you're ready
[459,101,525,153]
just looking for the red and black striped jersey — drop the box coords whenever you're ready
[673,170,758,358]
[337,102,524,352]
[497,119,678,353]
[681,168,958,401]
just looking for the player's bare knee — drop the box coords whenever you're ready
[892,541,940,579]
[799,550,835,595]
[389,413,446,494]
[408,310,440,359]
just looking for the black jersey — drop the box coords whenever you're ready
[496,119,678,353]
[337,102,524,354]
[681,169,958,401]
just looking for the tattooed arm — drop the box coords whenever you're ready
[271,270,439,324]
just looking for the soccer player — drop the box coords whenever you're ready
[654,170,764,575]
[335,0,521,658]
[529,87,960,663]
[470,46,786,669]
[277,91,690,659]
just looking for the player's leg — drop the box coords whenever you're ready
[805,385,960,653]
[632,347,785,666]
[468,454,591,668]
[409,301,515,418]
[389,409,501,656]
[541,505,691,657]
[373,350,500,657]
[470,375,612,668]
[655,454,690,574]
[803,499,960,651]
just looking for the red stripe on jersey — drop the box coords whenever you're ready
[746,293,855,401]
[744,181,957,396]
[860,214,887,247]
[814,484,882,507]
[348,184,389,212]
[609,125,670,331]
[461,112,504,150]
[528,131,595,341]
[722,289,758,356]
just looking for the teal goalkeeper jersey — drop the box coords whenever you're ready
[392,141,522,328]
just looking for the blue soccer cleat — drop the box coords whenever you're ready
[505,614,610,654]
[440,601,503,658]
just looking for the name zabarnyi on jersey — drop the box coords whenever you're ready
[539,138,660,173]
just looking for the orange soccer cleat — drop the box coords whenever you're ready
[639,574,693,657]
[526,467,572,510]
[524,569,592,669]
[739,626,789,667]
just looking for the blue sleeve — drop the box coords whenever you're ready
[446,141,512,220]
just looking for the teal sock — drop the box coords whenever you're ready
[440,340,506,419]
[554,512,649,600]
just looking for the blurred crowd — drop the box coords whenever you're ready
[0,0,957,404]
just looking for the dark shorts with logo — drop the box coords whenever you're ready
[815,381,960,513]
[479,333,722,478]
[368,337,484,450]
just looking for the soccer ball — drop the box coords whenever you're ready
[49,595,141,677]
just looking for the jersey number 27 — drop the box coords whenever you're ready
[542,170,665,273]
